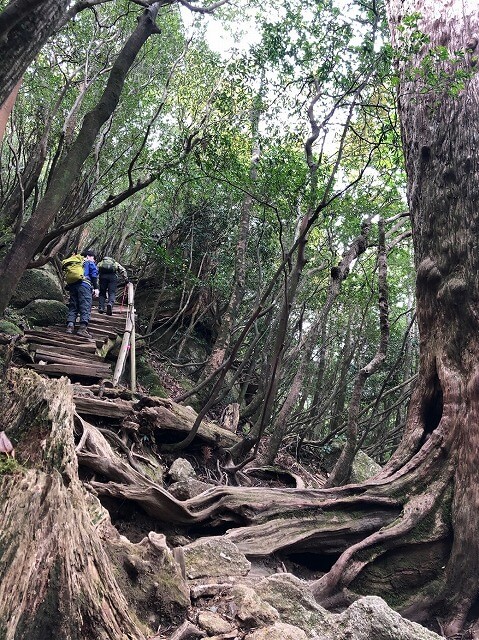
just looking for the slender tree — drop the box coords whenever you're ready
[0,4,162,316]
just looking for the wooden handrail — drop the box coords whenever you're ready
[112,282,136,389]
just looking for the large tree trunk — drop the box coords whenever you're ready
[167,3,479,631]
[381,0,479,634]
[0,370,146,639]
[0,369,191,639]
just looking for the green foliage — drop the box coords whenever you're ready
[0,456,22,475]
[0,0,419,464]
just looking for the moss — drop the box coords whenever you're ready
[136,357,167,397]
[0,319,22,335]
[0,456,23,475]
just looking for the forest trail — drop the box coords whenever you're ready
[23,307,129,383]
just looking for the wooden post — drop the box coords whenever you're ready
[112,282,135,387]
[130,304,136,393]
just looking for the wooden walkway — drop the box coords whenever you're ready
[24,307,129,383]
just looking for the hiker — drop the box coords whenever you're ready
[63,249,99,338]
[97,255,128,315]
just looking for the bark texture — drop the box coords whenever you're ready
[0,0,68,109]
[383,0,479,634]
[0,370,146,640]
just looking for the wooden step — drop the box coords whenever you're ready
[27,362,112,379]
[33,349,105,367]
[30,342,101,358]
[24,332,98,353]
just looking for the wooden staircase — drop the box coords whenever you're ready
[24,307,129,382]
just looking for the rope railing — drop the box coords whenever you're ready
[112,282,136,391]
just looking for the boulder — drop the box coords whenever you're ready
[322,447,381,483]
[334,596,441,640]
[169,478,212,499]
[22,299,67,327]
[0,320,22,335]
[245,622,309,640]
[255,573,330,634]
[182,538,251,579]
[196,610,234,635]
[349,450,381,483]
[10,268,63,308]
[231,584,279,627]
[169,457,197,482]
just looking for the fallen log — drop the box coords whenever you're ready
[74,394,134,419]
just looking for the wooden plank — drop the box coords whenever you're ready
[86,325,118,338]
[27,363,111,378]
[24,334,97,353]
[32,344,104,359]
[88,316,126,329]
[73,395,133,418]
[48,327,110,341]
[34,351,106,367]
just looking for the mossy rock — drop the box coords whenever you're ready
[0,320,22,335]
[11,268,63,308]
[22,300,67,327]
[350,450,382,483]
[321,447,381,483]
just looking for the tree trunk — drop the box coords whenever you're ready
[0,370,146,640]
[0,78,21,144]
[0,0,68,109]
[379,0,479,634]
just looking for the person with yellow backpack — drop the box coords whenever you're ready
[62,249,99,338]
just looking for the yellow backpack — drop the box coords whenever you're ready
[61,254,85,285]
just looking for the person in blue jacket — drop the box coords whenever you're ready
[66,249,99,338]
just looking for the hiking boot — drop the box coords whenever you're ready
[77,326,92,339]
[106,303,113,316]
[66,323,74,334]
[98,307,104,314]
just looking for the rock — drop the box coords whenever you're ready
[197,610,233,635]
[169,478,212,499]
[322,447,381,483]
[349,450,382,483]
[231,584,279,626]
[169,457,197,482]
[22,299,67,327]
[255,573,330,634]
[183,538,251,579]
[0,320,21,335]
[10,268,63,308]
[245,622,309,640]
[335,596,441,640]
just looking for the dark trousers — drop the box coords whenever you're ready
[99,273,118,310]
[67,283,92,325]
